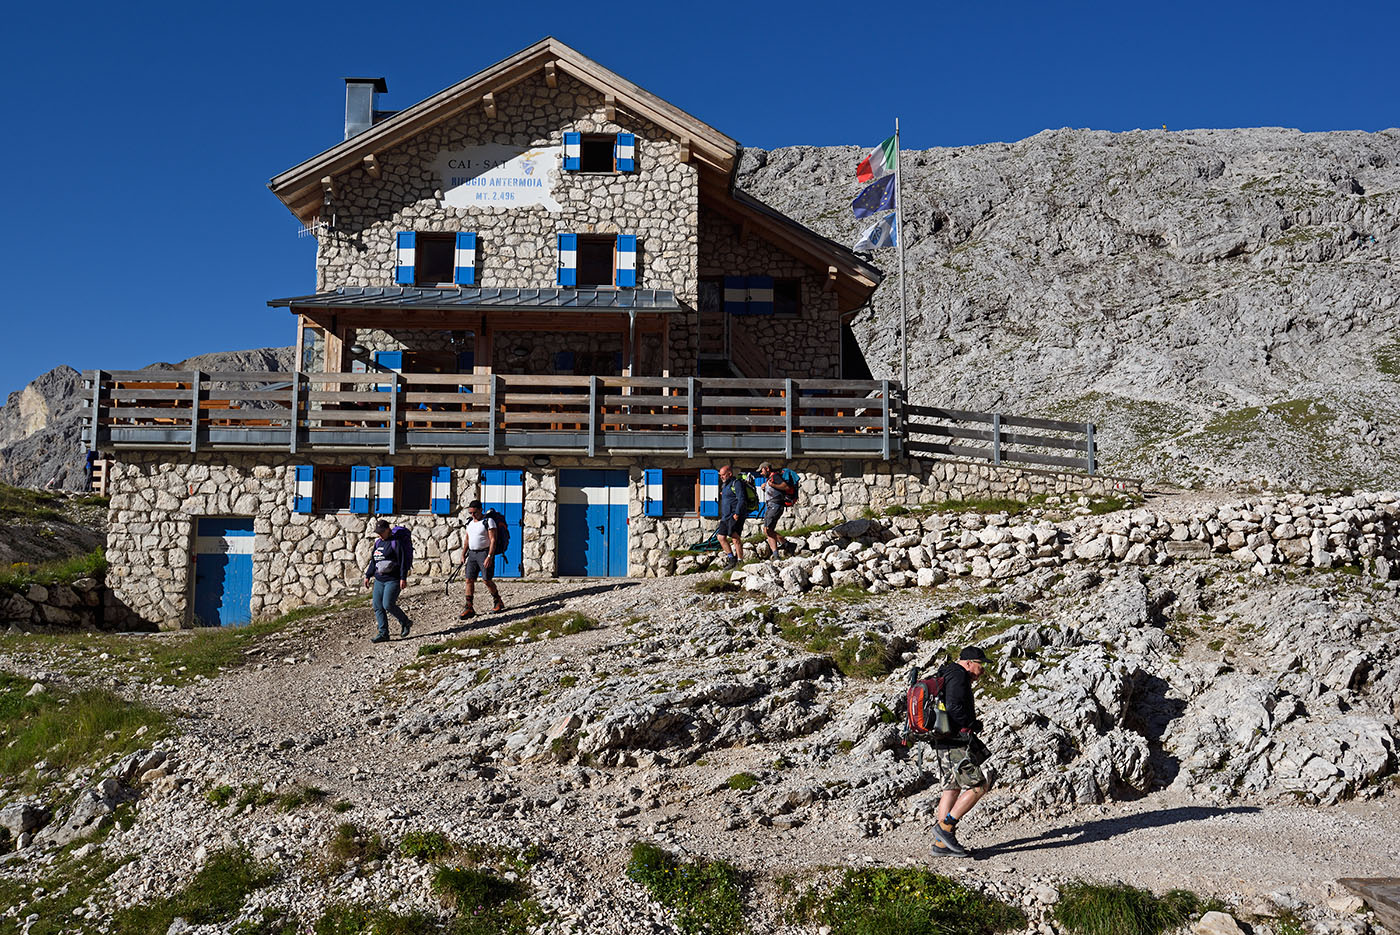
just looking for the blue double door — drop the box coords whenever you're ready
[480,468,523,578]
[192,517,254,626]
[558,469,629,577]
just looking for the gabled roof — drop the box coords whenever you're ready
[269,286,683,313]
[269,37,738,222]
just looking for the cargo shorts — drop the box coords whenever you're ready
[931,737,995,792]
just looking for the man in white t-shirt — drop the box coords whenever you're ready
[458,499,505,620]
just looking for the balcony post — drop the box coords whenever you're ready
[189,370,202,453]
[387,372,398,455]
[881,380,891,460]
[487,374,498,457]
[588,376,599,458]
[687,377,697,459]
[87,371,103,451]
[784,378,795,460]
[288,371,301,454]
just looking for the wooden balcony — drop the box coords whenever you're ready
[80,370,902,459]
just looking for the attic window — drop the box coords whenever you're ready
[580,135,616,172]
[414,234,455,285]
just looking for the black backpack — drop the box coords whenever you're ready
[483,509,511,556]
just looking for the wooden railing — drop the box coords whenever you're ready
[80,370,900,459]
[903,404,1097,474]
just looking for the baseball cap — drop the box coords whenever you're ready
[373,520,391,534]
[958,646,988,662]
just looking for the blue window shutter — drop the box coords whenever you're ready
[372,351,401,395]
[616,234,637,288]
[612,351,623,374]
[747,276,775,315]
[431,466,452,515]
[294,465,314,513]
[723,276,748,315]
[457,351,474,395]
[699,469,720,517]
[554,351,575,373]
[395,231,416,285]
[350,466,371,515]
[563,132,581,171]
[558,233,577,286]
[454,232,477,285]
[375,465,395,514]
[644,468,663,517]
[616,132,635,172]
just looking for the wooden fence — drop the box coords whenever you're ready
[903,404,1096,474]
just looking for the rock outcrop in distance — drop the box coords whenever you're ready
[736,127,1400,489]
[0,347,293,490]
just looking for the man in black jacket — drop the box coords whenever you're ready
[930,646,994,858]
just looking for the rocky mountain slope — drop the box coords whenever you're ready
[2,492,1397,933]
[737,127,1400,489]
[0,348,293,490]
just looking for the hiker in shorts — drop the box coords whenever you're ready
[458,499,505,620]
[756,461,794,559]
[716,464,747,568]
[929,646,995,858]
[362,520,412,644]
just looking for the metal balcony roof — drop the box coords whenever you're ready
[268,286,683,312]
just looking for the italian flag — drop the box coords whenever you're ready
[857,135,897,183]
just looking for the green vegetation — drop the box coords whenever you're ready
[431,865,545,934]
[557,674,578,689]
[233,783,278,810]
[926,497,1031,515]
[726,772,760,791]
[414,612,599,662]
[0,672,169,792]
[1053,882,1220,935]
[0,484,68,522]
[627,842,747,935]
[752,604,900,679]
[206,783,235,807]
[0,548,107,596]
[0,851,131,935]
[276,783,329,811]
[326,822,388,873]
[400,830,453,860]
[792,866,1027,935]
[311,903,438,935]
[113,848,277,934]
[333,799,355,813]
[1377,341,1400,378]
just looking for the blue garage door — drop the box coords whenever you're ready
[558,469,629,577]
[193,517,255,627]
[481,468,524,578]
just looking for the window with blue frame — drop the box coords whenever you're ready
[294,465,452,515]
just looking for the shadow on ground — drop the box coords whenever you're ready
[416,581,641,638]
[979,805,1262,856]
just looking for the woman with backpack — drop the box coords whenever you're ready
[363,520,413,643]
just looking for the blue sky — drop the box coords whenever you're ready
[1,0,1395,401]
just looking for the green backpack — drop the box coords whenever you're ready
[739,474,761,513]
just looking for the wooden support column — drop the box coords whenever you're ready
[661,313,672,377]
[293,316,306,373]
[622,318,633,378]
[476,316,493,374]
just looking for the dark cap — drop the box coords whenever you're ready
[373,519,391,534]
[958,646,988,662]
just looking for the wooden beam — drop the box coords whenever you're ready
[320,176,335,197]
[678,137,691,163]
[482,92,496,118]
[544,62,557,88]
[362,153,380,178]
[604,93,616,122]
[824,265,838,292]
[293,317,306,373]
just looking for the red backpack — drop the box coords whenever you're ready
[901,666,954,743]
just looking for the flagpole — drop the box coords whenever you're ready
[894,117,907,393]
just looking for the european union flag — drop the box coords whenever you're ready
[851,175,896,218]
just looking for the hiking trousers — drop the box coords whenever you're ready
[371,579,410,639]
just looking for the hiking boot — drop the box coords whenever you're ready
[370,634,388,644]
[458,605,475,621]
[932,822,968,857]
[399,621,412,638]
[720,554,737,568]
[490,600,505,613]
[931,837,970,858]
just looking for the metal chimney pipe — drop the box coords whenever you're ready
[343,77,387,140]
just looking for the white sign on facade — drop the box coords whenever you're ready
[435,145,564,212]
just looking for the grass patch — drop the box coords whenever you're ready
[400,830,453,861]
[1086,497,1137,516]
[0,484,67,522]
[327,822,388,873]
[0,851,132,935]
[0,672,169,792]
[627,842,747,935]
[928,498,1029,515]
[695,574,739,595]
[413,612,600,663]
[431,865,544,934]
[311,903,438,935]
[726,772,760,791]
[0,548,107,596]
[792,866,1026,935]
[333,799,355,813]
[113,847,277,934]
[1053,881,1218,935]
[276,783,329,811]
[769,606,901,679]
[1377,341,1400,378]
[234,783,278,810]
[206,783,235,807]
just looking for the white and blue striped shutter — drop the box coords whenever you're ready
[454,232,477,285]
[644,468,664,517]
[373,350,402,395]
[375,466,395,514]
[431,466,452,515]
[616,235,637,287]
[558,233,577,286]
[294,465,314,513]
[723,276,748,315]
[699,469,720,518]
[395,232,416,285]
[615,133,635,172]
[350,466,372,514]
[747,276,775,316]
[563,132,581,171]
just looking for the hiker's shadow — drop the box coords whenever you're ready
[979,805,1261,856]
[428,581,640,638]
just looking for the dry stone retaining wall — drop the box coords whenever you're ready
[0,578,103,630]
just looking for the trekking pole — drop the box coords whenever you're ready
[444,559,463,596]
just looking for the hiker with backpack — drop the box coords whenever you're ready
[904,646,994,858]
[363,519,413,643]
[715,464,756,568]
[458,499,506,620]
[756,461,800,559]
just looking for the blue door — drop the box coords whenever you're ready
[192,517,255,626]
[558,469,629,577]
[481,468,523,578]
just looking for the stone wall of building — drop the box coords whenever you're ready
[697,204,843,379]
[315,71,700,376]
[0,578,103,630]
[104,450,1136,629]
